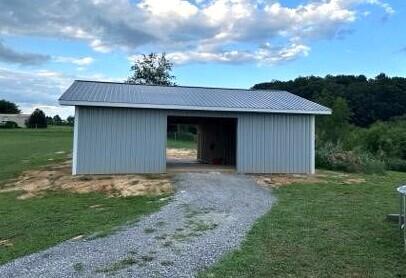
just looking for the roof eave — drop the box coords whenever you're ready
[59,100,332,115]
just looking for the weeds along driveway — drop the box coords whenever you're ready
[0,172,274,278]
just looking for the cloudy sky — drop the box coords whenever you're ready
[0,0,404,118]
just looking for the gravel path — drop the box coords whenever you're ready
[0,172,274,277]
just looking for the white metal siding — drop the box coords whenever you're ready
[237,113,314,174]
[74,106,166,174]
[73,107,315,174]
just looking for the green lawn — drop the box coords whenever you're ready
[0,127,169,265]
[0,191,167,265]
[167,138,197,149]
[201,171,406,277]
[0,126,73,185]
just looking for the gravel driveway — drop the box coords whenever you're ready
[0,172,274,277]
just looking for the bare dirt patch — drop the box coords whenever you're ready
[166,148,197,160]
[0,161,172,200]
[254,171,367,188]
[0,239,13,247]
[341,178,366,184]
[254,174,326,188]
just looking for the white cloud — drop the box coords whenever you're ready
[0,67,71,116]
[53,56,95,66]
[137,0,198,18]
[0,66,124,117]
[367,0,395,15]
[0,0,395,64]
[166,42,310,65]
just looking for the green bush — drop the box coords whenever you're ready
[386,159,406,172]
[360,154,386,174]
[0,121,19,129]
[358,120,406,159]
[26,108,47,128]
[316,142,385,174]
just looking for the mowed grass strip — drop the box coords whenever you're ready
[200,172,406,278]
[0,127,169,265]
[0,191,167,265]
[0,126,73,185]
[167,138,197,149]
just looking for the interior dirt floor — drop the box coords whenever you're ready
[166,147,235,172]
[166,160,235,173]
[166,148,197,160]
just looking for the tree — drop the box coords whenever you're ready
[26,109,47,128]
[53,115,62,125]
[0,99,20,114]
[126,53,175,86]
[46,116,54,125]
[317,97,351,144]
[67,116,74,126]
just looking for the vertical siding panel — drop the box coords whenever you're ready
[254,115,259,172]
[310,115,315,174]
[75,107,166,174]
[236,113,313,174]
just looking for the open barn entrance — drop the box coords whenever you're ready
[166,115,237,172]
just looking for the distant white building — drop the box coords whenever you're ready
[0,114,30,127]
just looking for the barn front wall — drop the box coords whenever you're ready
[73,106,166,174]
[237,113,314,174]
[73,106,314,175]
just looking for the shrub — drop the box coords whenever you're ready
[26,109,47,128]
[386,159,406,172]
[0,121,19,129]
[316,142,385,174]
[360,154,386,175]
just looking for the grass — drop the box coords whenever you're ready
[0,126,73,185]
[96,256,138,273]
[73,262,84,272]
[200,171,406,277]
[167,138,197,149]
[96,254,155,273]
[0,127,169,265]
[0,191,167,265]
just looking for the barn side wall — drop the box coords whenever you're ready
[74,106,166,174]
[237,113,314,174]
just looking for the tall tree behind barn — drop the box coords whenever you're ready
[126,53,176,86]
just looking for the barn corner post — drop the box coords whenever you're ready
[310,115,316,175]
[72,106,79,175]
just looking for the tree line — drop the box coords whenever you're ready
[253,74,406,127]
[0,100,74,129]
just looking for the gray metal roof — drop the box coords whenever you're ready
[59,80,331,115]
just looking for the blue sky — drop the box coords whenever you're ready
[0,0,404,118]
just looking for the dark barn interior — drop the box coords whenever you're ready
[167,115,237,167]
